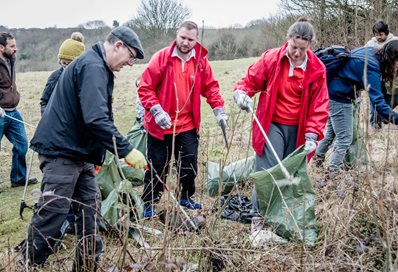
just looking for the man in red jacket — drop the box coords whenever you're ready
[138,21,227,218]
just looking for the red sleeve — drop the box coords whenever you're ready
[137,52,163,111]
[233,50,270,97]
[305,73,329,141]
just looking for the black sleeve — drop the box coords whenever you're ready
[40,68,63,116]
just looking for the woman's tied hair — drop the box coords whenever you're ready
[380,40,398,83]
[287,17,315,43]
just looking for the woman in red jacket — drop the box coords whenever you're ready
[233,17,329,212]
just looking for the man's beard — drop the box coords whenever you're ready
[3,51,15,60]
[177,44,192,54]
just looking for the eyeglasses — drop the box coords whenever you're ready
[123,43,137,65]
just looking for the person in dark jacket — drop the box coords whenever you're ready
[40,32,85,115]
[0,32,38,187]
[313,41,398,173]
[20,26,147,271]
[39,32,85,236]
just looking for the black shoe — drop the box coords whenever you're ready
[11,178,38,188]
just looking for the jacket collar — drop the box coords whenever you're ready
[167,40,208,60]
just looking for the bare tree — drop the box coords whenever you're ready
[129,0,191,38]
[78,20,108,29]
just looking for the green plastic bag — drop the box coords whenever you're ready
[96,152,144,199]
[250,146,317,246]
[126,121,147,155]
[345,102,366,168]
[101,179,144,227]
[207,156,255,197]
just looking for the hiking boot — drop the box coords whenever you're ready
[180,197,201,210]
[143,203,156,218]
[11,178,38,188]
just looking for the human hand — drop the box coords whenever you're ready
[304,132,318,154]
[0,107,5,118]
[233,89,253,112]
[213,107,228,127]
[304,140,317,154]
[124,148,147,169]
[149,104,171,129]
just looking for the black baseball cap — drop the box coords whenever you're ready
[111,26,144,59]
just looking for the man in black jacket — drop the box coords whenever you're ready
[21,26,147,271]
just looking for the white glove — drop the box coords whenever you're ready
[304,140,317,154]
[0,107,5,118]
[233,89,253,112]
[213,107,228,127]
[304,132,317,154]
[149,104,171,130]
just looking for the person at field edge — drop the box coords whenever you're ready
[0,32,38,187]
[138,21,227,218]
[40,32,85,236]
[232,17,329,212]
[365,20,398,129]
[313,40,398,173]
[20,26,147,271]
[40,32,85,114]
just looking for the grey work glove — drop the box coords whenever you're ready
[150,104,171,130]
[213,107,228,127]
[0,107,5,118]
[304,132,317,154]
[233,89,253,112]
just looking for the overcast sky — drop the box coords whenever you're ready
[2,0,280,29]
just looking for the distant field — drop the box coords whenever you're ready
[1,57,398,271]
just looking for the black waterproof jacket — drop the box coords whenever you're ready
[39,67,63,115]
[31,42,133,165]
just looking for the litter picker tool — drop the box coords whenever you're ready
[20,149,35,218]
[219,119,229,148]
[2,113,36,129]
[248,106,300,184]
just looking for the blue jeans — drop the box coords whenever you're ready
[315,100,353,170]
[0,109,28,185]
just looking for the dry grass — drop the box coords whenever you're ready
[1,58,397,271]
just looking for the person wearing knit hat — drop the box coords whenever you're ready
[58,32,85,63]
[40,32,85,115]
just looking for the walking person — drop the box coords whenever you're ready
[232,18,329,211]
[0,32,38,187]
[20,26,147,271]
[365,20,398,129]
[138,21,227,218]
[313,40,398,173]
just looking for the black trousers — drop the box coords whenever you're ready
[142,129,199,203]
[23,155,102,271]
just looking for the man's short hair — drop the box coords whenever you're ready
[373,20,389,35]
[0,32,14,47]
[179,21,198,33]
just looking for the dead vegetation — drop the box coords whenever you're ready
[0,61,397,271]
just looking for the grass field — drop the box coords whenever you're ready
[1,57,398,271]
